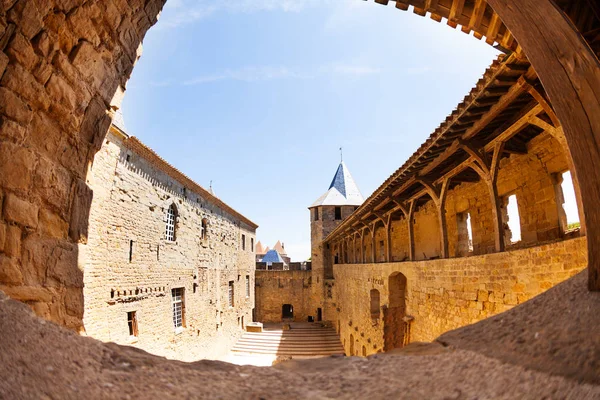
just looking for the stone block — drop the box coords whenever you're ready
[0,142,35,190]
[39,208,68,239]
[46,241,81,288]
[7,0,43,40]
[0,87,32,124]
[0,223,5,250]
[33,157,73,212]
[1,63,50,112]
[0,51,8,77]
[68,179,93,243]
[4,225,21,257]
[0,285,53,302]
[46,73,77,110]
[6,32,38,67]
[0,255,23,284]
[3,193,38,229]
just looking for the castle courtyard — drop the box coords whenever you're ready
[1,0,600,398]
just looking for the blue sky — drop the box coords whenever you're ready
[121,0,505,261]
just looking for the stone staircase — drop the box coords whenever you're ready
[231,323,345,357]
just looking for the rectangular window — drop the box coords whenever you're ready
[127,311,138,337]
[242,234,246,250]
[251,238,254,252]
[171,288,184,329]
[246,275,250,297]
[228,281,234,307]
[503,194,522,244]
[559,171,580,231]
[456,213,474,256]
[314,208,319,221]
[335,207,342,220]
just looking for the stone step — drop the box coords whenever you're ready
[232,323,345,356]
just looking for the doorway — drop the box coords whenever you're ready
[282,304,293,320]
[384,272,407,351]
[317,308,322,322]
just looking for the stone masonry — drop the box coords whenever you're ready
[83,125,257,360]
[334,237,587,357]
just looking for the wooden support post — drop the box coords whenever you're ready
[360,230,365,264]
[371,223,377,264]
[486,179,505,253]
[352,234,357,264]
[407,201,416,261]
[385,214,392,262]
[438,178,450,258]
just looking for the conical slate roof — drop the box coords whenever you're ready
[310,161,364,207]
[262,249,284,264]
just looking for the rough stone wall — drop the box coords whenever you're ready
[334,237,587,357]
[390,216,410,261]
[254,270,312,322]
[413,201,442,260]
[0,0,165,330]
[83,128,256,360]
[495,133,569,244]
[444,132,571,256]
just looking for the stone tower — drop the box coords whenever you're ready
[309,161,364,321]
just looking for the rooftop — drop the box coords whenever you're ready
[310,161,364,208]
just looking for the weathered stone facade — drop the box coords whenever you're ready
[254,270,312,323]
[334,237,587,356]
[318,55,589,357]
[83,126,257,360]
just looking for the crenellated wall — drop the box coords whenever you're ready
[334,237,587,357]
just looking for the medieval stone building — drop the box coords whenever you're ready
[83,116,257,360]
[322,53,588,356]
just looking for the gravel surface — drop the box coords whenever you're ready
[1,271,599,399]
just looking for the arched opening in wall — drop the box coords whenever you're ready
[384,272,407,352]
[370,289,381,321]
[165,203,178,241]
[502,194,522,245]
[349,333,355,356]
[555,171,581,235]
[282,304,293,320]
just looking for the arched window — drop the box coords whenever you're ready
[370,289,380,320]
[201,218,208,240]
[165,203,177,241]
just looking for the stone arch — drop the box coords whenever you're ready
[165,202,178,241]
[384,272,407,351]
[0,0,599,333]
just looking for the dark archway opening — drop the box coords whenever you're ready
[384,272,407,351]
[282,304,294,320]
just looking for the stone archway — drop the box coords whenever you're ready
[0,0,599,332]
[383,272,407,351]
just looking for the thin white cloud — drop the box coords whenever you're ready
[158,0,338,30]
[183,66,309,85]
[181,63,383,85]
